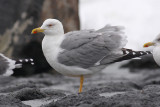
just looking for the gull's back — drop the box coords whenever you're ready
[58,25,127,69]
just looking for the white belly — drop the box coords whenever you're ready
[43,48,96,76]
[42,35,96,76]
[153,46,160,66]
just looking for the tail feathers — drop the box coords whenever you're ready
[15,58,34,68]
[112,48,152,63]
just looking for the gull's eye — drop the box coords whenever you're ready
[47,24,53,27]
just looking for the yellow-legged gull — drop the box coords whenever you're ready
[32,19,151,93]
[144,34,160,66]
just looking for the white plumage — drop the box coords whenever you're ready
[153,46,160,66]
[32,19,151,92]
[144,34,160,66]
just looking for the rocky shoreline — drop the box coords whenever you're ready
[0,63,160,107]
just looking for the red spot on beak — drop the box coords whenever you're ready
[33,31,37,34]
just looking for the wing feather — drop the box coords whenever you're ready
[58,25,127,68]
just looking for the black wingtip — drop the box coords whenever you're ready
[113,48,152,63]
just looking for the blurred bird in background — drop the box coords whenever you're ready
[144,34,160,66]
[0,53,34,76]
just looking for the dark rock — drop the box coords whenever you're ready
[41,89,66,98]
[142,85,160,93]
[43,93,104,107]
[97,85,160,107]
[84,81,142,94]
[45,85,160,107]
[0,81,37,93]
[121,55,159,72]
[0,71,160,107]
[95,91,159,107]
[0,95,30,107]
[0,76,15,86]
[11,87,46,101]
[0,0,80,76]
[0,74,61,93]
[43,81,142,107]
[138,69,160,86]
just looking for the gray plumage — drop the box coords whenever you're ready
[58,25,127,69]
[58,25,151,69]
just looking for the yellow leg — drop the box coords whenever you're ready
[79,75,84,93]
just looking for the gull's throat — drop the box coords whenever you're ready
[153,45,160,66]
[42,34,65,69]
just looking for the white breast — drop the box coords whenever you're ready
[42,35,95,76]
[153,46,160,66]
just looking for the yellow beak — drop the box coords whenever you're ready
[31,27,45,34]
[143,42,155,47]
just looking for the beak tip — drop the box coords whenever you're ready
[31,30,37,34]
[143,45,148,47]
[31,27,44,35]
[143,42,154,48]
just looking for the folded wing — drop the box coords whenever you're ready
[58,25,127,69]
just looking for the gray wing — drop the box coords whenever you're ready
[58,25,127,69]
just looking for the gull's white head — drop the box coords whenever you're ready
[31,19,64,35]
[144,34,160,48]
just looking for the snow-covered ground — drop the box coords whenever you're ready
[79,0,160,51]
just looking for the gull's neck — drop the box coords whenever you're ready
[42,22,65,54]
[42,33,65,50]
[153,45,160,66]
[42,32,65,62]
